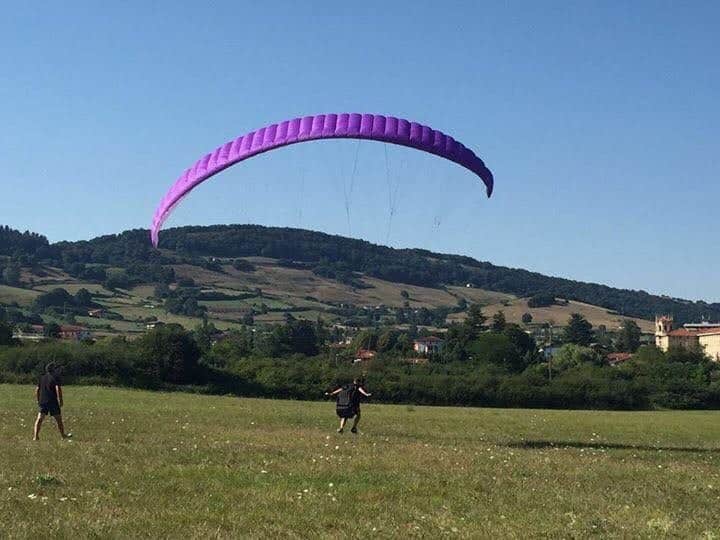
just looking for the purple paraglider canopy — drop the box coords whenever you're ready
[150,113,494,247]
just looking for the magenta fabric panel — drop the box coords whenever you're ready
[150,113,494,246]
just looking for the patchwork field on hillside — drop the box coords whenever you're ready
[2,258,654,335]
[449,297,654,333]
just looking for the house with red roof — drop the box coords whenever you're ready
[354,349,376,363]
[59,325,91,341]
[606,352,633,366]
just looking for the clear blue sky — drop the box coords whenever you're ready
[1,1,718,300]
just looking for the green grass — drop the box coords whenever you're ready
[34,283,110,295]
[0,285,39,306]
[74,316,144,334]
[103,305,241,332]
[198,299,259,309]
[1,385,719,538]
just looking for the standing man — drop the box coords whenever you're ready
[326,378,371,434]
[33,363,71,440]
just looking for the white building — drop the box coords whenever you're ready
[413,336,444,355]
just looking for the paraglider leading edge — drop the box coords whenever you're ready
[150,113,494,247]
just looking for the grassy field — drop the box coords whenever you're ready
[0,285,40,307]
[450,297,654,333]
[1,386,719,538]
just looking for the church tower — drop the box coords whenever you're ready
[655,315,673,349]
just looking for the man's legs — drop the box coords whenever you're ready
[33,413,45,440]
[338,417,347,433]
[351,410,361,433]
[52,414,69,438]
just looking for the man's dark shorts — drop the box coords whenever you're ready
[336,405,359,419]
[39,403,61,416]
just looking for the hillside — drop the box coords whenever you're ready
[450,297,655,333]
[0,255,651,336]
[2,385,720,537]
[0,224,718,336]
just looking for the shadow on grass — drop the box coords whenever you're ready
[507,440,720,454]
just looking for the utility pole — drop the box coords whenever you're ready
[548,323,554,382]
[548,354,552,382]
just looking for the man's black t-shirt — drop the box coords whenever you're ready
[351,384,363,407]
[38,373,60,406]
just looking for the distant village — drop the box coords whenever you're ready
[11,306,720,366]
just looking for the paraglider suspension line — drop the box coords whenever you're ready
[343,140,361,235]
[384,144,401,244]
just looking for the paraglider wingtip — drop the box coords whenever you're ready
[485,170,495,197]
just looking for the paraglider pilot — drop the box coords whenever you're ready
[326,378,371,433]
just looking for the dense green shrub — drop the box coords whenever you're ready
[2,320,720,410]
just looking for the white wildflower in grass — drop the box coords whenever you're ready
[59,497,67,502]
[647,516,674,533]
[303,489,308,493]
[28,494,37,499]
[260,470,267,474]
[334,445,339,450]
[328,483,333,487]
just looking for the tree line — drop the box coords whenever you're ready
[2,309,719,410]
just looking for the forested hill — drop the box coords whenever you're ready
[1,223,718,323]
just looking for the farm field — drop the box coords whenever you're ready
[0,285,39,306]
[450,297,654,333]
[1,385,719,538]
